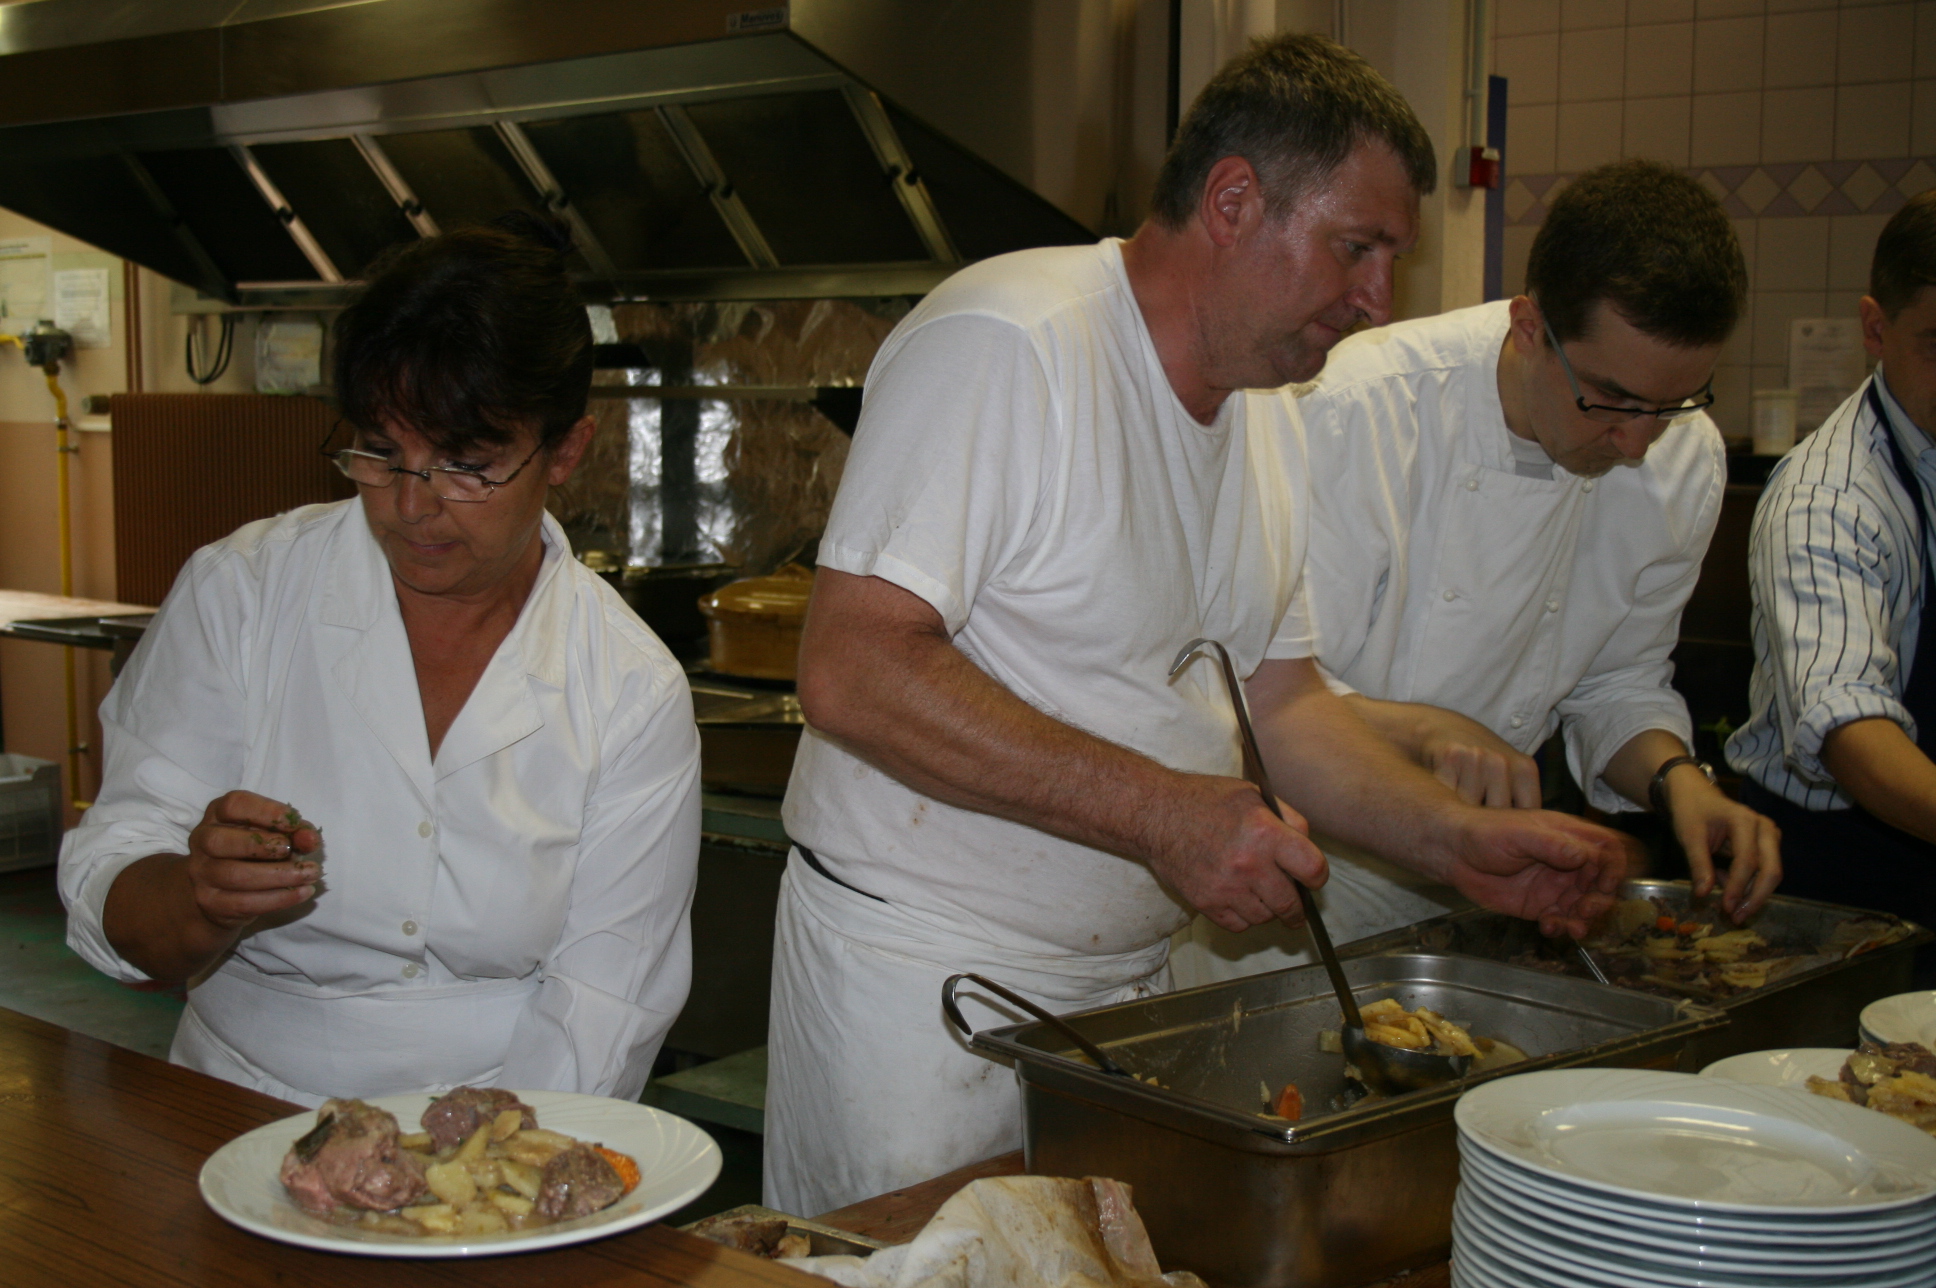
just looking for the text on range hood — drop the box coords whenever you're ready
[0,0,1096,305]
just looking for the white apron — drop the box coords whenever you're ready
[175,963,537,1107]
[763,850,1171,1217]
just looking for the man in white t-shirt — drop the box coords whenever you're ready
[1175,160,1783,986]
[767,35,1630,1216]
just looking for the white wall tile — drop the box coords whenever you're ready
[1697,0,1763,15]
[1694,15,1767,89]
[1632,0,1697,20]
[1498,0,1564,35]
[1916,1,1936,78]
[1562,26,1631,97]
[1829,213,1890,288]
[1734,217,1760,266]
[1692,89,1765,162]
[1761,86,1837,160]
[1754,290,1830,366]
[1509,103,1561,173]
[1558,99,1628,167]
[1915,79,1936,152]
[1723,226,1759,364]
[1824,296,1867,333]
[1503,225,1540,297]
[1564,0,1629,27]
[1625,94,1695,159]
[1497,32,1563,104]
[1628,21,1697,93]
[1835,80,1913,155]
[1837,3,1916,81]
[1764,0,1829,10]
[1765,8,1840,85]
[1756,216,1832,288]
[1709,363,1754,436]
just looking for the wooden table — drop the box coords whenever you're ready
[0,1005,816,1288]
[0,1001,1448,1287]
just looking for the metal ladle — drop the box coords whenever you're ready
[1169,638,1471,1096]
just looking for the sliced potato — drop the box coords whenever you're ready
[490,1108,524,1141]
[457,1205,509,1235]
[425,1160,477,1208]
[497,1157,542,1201]
[452,1121,492,1168]
[490,1190,535,1217]
[396,1131,433,1152]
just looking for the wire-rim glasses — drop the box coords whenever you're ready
[320,422,543,503]
[1541,315,1715,425]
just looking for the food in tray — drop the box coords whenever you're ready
[689,1210,814,1259]
[1805,1041,1936,1134]
[1556,897,1907,1002]
[277,1086,639,1235]
[1266,999,1527,1117]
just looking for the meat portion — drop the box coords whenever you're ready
[690,1212,792,1256]
[278,1099,428,1216]
[534,1143,625,1221]
[420,1087,537,1153]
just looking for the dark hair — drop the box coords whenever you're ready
[1526,160,1746,348]
[1148,33,1436,229]
[1872,191,1936,319]
[332,211,592,453]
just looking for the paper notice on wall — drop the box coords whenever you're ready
[255,315,324,394]
[52,267,110,348]
[1789,318,1869,433]
[0,237,51,325]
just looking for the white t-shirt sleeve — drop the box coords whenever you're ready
[817,313,1055,635]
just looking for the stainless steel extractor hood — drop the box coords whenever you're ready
[0,0,1096,306]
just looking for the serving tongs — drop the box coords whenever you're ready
[1169,638,1472,1096]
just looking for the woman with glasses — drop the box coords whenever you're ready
[1173,159,1783,988]
[58,214,700,1107]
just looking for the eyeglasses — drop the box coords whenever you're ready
[322,426,543,503]
[1542,316,1715,425]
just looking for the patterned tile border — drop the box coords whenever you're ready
[1504,159,1936,226]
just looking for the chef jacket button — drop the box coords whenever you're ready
[1545,598,1561,613]
[1442,589,1456,601]
[418,820,433,838]
[1582,480,1596,494]
[402,920,419,936]
[401,963,421,979]
[1510,715,1526,729]
[1465,478,1479,491]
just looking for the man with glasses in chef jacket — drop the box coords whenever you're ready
[1728,193,1936,985]
[766,35,1631,1217]
[1173,159,1784,988]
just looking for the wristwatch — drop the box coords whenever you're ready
[1648,754,1715,820]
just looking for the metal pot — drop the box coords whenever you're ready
[600,563,739,661]
[698,566,812,681]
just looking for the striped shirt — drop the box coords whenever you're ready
[1726,371,1932,809]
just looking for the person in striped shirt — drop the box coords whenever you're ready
[1728,192,1936,980]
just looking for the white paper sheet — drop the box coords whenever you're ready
[53,267,110,348]
[0,237,51,326]
[1788,318,1868,434]
[255,315,324,393]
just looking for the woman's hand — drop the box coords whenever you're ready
[183,791,324,930]
[103,790,323,983]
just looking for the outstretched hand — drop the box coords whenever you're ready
[1438,807,1627,939]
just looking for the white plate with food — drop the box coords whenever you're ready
[1456,1068,1936,1215]
[200,1088,720,1256]
[1700,1048,1854,1088]
[1861,992,1936,1048]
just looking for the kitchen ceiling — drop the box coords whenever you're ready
[0,0,1095,305]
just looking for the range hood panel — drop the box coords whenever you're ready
[685,91,928,267]
[0,3,1097,304]
[251,138,423,279]
[521,111,748,274]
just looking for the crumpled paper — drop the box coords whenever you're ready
[783,1176,1206,1288]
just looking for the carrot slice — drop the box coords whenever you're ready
[596,1146,640,1194]
[1273,1082,1304,1121]
[1655,916,1678,933]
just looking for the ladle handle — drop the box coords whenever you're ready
[942,972,1130,1078]
[1184,638,1365,1033]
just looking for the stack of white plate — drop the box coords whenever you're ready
[1861,990,1936,1048]
[1451,1068,1936,1288]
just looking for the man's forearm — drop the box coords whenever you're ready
[799,572,1219,864]
[1822,717,1936,844]
[1249,664,1462,878]
[1341,693,1438,760]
